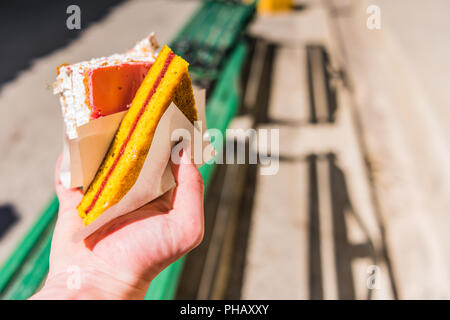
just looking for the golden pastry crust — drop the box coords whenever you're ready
[77,45,197,225]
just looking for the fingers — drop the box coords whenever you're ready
[170,148,204,212]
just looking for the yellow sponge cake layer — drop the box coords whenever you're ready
[77,45,197,225]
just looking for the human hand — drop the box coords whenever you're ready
[31,149,204,300]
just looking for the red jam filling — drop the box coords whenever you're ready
[88,62,153,119]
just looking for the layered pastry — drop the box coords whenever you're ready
[54,34,159,139]
[77,45,198,225]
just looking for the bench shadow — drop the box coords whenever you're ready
[175,36,395,300]
[307,153,378,299]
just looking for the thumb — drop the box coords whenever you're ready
[169,148,204,244]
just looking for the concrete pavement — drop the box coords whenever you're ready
[328,0,450,298]
[239,0,450,299]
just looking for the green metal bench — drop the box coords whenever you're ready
[0,0,255,300]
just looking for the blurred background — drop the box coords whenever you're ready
[1,0,450,299]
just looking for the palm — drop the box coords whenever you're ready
[88,193,202,280]
[49,153,204,286]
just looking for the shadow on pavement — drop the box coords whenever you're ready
[0,204,20,240]
[0,0,125,89]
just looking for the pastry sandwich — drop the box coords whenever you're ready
[76,45,198,225]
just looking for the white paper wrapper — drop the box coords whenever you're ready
[60,89,210,240]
